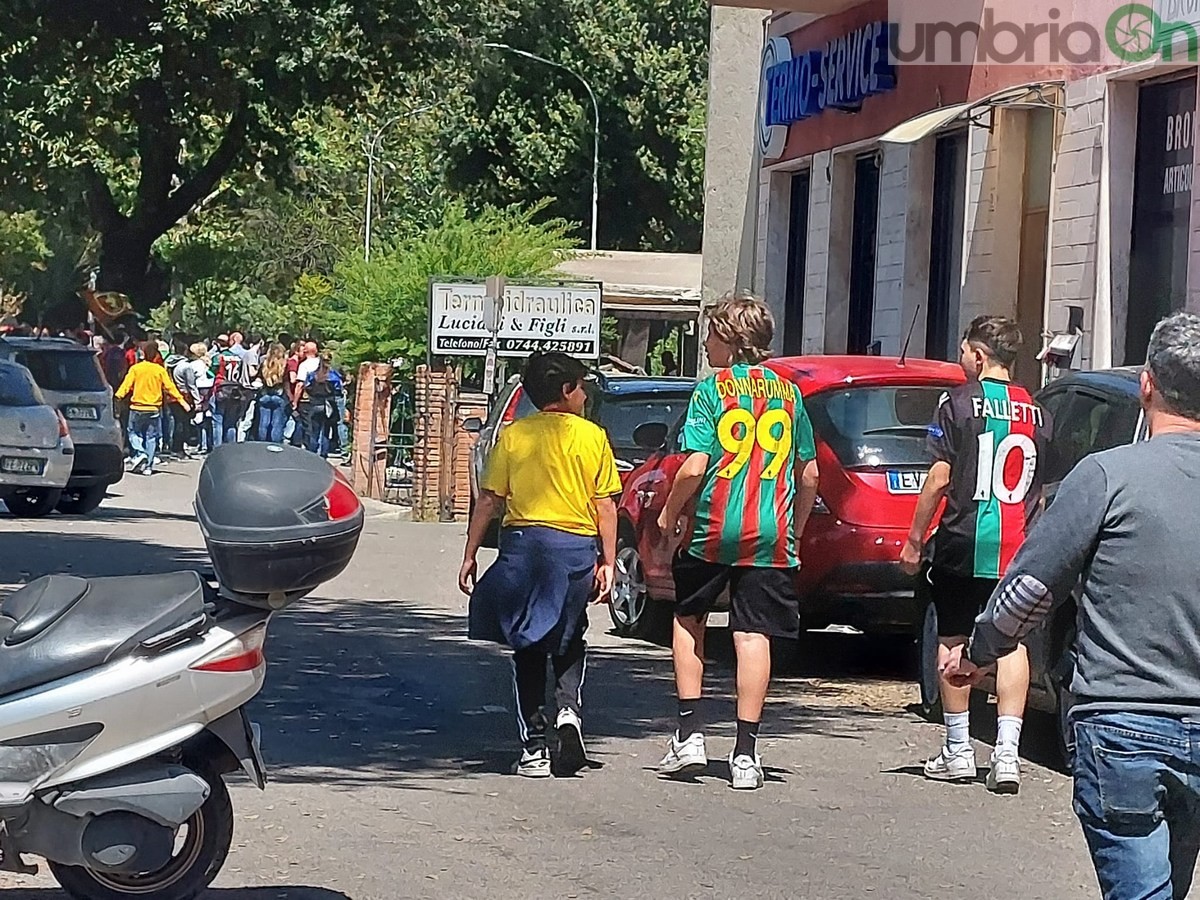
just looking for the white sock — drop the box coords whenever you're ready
[943,711,970,754]
[996,716,1023,754]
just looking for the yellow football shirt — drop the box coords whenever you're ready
[481,411,623,536]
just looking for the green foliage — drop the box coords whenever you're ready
[147,279,284,339]
[649,329,681,375]
[444,0,709,251]
[0,0,709,324]
[329,201,575,368]
[287,273,336,339]
[0,211,50,302]
[0,0,503,307]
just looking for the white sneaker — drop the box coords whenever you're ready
[923,745,978,782]
[987,749,1021,795]
[556,707,587,775]
[658,732,708,776]
[729,752,764,790]
[128,455,148,474]
[515,746,551,778]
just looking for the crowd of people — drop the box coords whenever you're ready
[99,330,351,476]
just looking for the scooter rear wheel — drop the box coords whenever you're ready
[50,766,233,900]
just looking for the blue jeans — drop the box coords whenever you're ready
[306,404,332,458]
[336,395,349,449]
[257,392,287,443]
[1073,711,1200,900]
[127,411,161,473]
[212,396,243,447]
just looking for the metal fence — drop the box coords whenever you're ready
[381,371,417,505]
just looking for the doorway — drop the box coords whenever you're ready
[848,153,881,354]
[1125,75,1196,365]
[927,131,967,361]
[783,171,811,356]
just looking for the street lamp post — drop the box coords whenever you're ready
[364,106,434,262]
[484,42,600,252]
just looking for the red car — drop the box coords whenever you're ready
[610,355,967,639]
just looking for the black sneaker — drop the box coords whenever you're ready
[556,707,587,775]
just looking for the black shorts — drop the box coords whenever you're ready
[929,567,998,638]
[672,551,800,639]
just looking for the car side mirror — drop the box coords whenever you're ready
[633,421,669,452]
[463,417,484,434]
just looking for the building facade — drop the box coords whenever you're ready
[711,0,1200,386]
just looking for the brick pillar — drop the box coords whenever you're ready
[454,393,489,520]
[437,366,459,522]
[349,362,391,500]
[413,367,441,522]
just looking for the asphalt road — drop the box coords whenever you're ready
[0,458,1102,899]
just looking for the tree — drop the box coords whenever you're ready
[0,211,50,313]
[444,0,709,252]
[0,0,497,314]
[329,201,574,368]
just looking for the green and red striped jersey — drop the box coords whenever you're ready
[682,365,817,568]
[927,379,1052,579]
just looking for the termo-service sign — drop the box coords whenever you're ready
[429,281,603,359]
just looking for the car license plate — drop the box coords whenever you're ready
[1,457,44,476]
[886,470,926,494]
[63,405,99,421]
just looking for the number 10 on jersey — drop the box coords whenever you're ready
[716,407,793,480]
[973,432,1037,504]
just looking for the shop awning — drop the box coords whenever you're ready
[879,82,1064,145]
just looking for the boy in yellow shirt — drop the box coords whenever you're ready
[460,352,621,778]
[115,341,190,475]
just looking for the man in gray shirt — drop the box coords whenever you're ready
[945,312,1200,899]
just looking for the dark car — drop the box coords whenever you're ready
[914,367,1146,760]
[465,372,695,547]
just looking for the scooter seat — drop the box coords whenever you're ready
[0,571,207,698]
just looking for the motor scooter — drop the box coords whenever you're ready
[0,442,363,900]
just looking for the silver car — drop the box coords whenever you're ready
[0,337,124,514]
[0,360,74,517]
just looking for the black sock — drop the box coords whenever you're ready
[734,719,760,759]
[677,698,702,740]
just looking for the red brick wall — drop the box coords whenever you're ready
[348,362,391,500]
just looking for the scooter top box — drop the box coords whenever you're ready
[194,443,363,607]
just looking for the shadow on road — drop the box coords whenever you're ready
[85,505,200,523]
[0,889,352,900]
[257,597,912,788]
[0,532,210,588]
[0,527,938,788]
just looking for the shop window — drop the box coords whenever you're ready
[1126,75,1196,364]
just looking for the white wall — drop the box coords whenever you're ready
[872,141,934,356]
[700,6,767,307]
[802,151,834,353]
[1046,76,1106,372]
[757,168,793,353]
[958,114,1024,328]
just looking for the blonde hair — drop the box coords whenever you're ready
[707,292,775,364]
[261,343,287,387]
[188,342,208,360]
